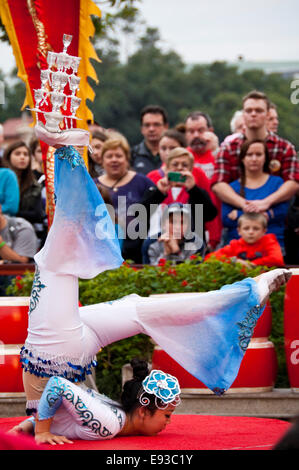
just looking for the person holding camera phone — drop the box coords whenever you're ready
[142,147,218,254]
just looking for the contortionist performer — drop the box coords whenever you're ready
[16,124,291,445]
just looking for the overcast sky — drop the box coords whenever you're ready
[0,0,298,74]
[138,0,299,63]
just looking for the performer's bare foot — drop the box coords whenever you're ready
[254,268,292,306]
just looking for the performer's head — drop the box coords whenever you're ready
[121,358,181,436]
[237,212,268,245]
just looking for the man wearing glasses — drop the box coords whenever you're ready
[131,105,169,175]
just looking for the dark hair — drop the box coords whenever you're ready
[91,130,108,142]
[185,110,213,129]
[121,358,158,416]
[97,185,119,224]
[3,140,36,195]
[238,139,270,198]
[140,105,168,125]
[28,138,40,156]
[160,128,186,147]
[242,90,271,110]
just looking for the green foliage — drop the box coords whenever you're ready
[88,34,299,148]
[6,258,289,397]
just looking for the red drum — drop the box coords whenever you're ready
[0,345,24,393]
[152,339,277,393]
[0,297,29,344]
[284,269,299,392]
[252,301,272,338]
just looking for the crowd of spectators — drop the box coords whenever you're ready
[0,89,298,272]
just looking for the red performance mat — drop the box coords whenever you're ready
[0,415,290,450]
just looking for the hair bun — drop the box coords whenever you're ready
[130,358,149,381]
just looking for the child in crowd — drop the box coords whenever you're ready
[143,147,217,244]
[205,212,284,267]
[147,203,204,265]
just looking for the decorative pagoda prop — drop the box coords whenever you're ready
[30,34,82,133]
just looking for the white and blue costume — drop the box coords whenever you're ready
[20,144,286,439]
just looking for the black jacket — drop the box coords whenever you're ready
[131,141,161,175]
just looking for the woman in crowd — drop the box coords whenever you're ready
[29,139,44,182]
[147,129,187,184]
[88,130,108,179]
[12,128,290,445]
[147,128,212,195]
[29,139,48,245]
[222,139,290,253]
[0,157,20,216]
[3,141,45,225]
[3,140,46,246]
[95,135,154,263]
[142,147,217,251]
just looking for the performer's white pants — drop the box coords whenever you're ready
[22,266,287,411]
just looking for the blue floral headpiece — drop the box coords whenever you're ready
[139,369,181,410]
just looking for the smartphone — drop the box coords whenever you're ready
[167,172,186,183]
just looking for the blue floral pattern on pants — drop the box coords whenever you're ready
[28,266,46,316]
[237,305,261,352]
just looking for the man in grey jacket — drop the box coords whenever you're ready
[0,204,39,263]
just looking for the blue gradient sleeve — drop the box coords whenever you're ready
[34,146,123,278]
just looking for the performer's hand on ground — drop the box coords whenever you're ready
[35,431,73,445]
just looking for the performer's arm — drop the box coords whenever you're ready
[34,376,123,444]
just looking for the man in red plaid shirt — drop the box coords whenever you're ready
[212,91,299,213]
